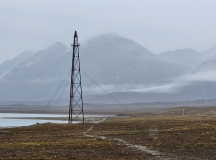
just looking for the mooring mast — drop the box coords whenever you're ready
[69,31,84,123]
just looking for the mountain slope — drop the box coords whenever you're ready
[200,45,216,60]
[193,52,216,73]
[0,50,35,78]
[0,41,69,83]
[0,33,183,101]
[158,48,204,73]
[0,42,70,101]
[80,33,183,85]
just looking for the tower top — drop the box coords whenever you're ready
[74,31,78,37]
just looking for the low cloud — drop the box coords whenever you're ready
[131,83,175,93]
[28,77,63,84]
[178,70,216,82]
[83,69,216,95]
[82,83,176,95]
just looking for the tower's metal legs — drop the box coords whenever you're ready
[69,31,84,123]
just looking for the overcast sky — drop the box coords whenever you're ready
[1,0,216,64]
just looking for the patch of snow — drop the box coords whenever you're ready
[28,77,62,84]
[0,71,10,79]
[190,62,195,67]
[132,83,175,93]
[22,62,33,67]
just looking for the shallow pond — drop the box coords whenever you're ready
[0,113,114,127]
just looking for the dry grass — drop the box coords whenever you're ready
[1,106,216,159]
[91,114,216,160]
[0,123,156,159]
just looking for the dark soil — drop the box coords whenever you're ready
[1,106,216,159]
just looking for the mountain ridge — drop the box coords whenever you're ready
[0,33,183,101]
[1,33,216,104]
[0,50,35,79]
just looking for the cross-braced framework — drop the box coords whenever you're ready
[69,31,84,123]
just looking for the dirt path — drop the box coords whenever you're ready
[83,118,177,160]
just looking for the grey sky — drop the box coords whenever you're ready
[1,0,216,64]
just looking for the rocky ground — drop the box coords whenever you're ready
[0,106,216,159]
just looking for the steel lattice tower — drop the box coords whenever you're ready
[69,31,84,123]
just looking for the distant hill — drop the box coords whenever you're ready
[158,48,209,73]
[0,41,70,101]
[193,52,216,73]
[0,33,183,101]
[80,33,183,85]
[200,44,216,60]
[0,50,35,78]
[0,41,70,83]
[0,32,216,104]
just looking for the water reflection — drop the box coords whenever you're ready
[0,113,68,127]
[0,113,114,127]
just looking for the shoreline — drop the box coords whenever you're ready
[0,108,125,115]
[1,107,216,159]
[0,112,117,128]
